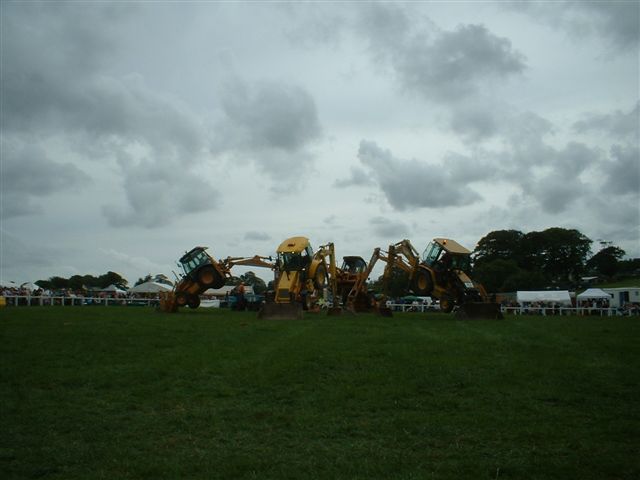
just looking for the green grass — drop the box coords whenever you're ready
[595,277,640,288]
[1,307,638,480]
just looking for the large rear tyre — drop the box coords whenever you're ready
[198,265,224,288]
[440,295,454,313]
[412,268,433,296]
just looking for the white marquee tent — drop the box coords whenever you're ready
[101,284,127,294]
[516,291,572,305]
[577,288,613,301]
[129,281,172,294]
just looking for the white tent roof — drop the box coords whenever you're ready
[129,281,172,293]
[204,285,255,296]
[517,290,572,304]
[577,288,613,300]
[101,284,127,293]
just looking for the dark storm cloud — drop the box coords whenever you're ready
[510,1,640,52]
[370,216,410,238]
[1,2,216,226]
[357,140,481,210]
[573,102,639,140]
[0,139,91,219]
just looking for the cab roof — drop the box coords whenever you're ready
[433,238,471,255]
[276,236,310,253]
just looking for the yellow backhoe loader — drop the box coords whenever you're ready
[381,238,503,319]
[258,236,341,320]
[336,249,395,314]
[160,246,274,313]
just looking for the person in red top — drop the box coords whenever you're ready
[236,282,246,310]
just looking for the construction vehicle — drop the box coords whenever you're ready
[160,246,274,312]
[336,248,396,314]
[258,236,341,320]
[380,238,503,319]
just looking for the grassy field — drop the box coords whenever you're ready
[1,307,638,480]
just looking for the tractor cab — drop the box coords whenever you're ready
[276,237,313,272]
[422,238,472,272]
[178,246,214,279]
[341,256,367,274]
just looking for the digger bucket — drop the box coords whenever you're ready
[257,302,304,320]
[158,292,178,313]
[455,302,503,319]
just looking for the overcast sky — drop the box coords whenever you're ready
[1,1,639,286]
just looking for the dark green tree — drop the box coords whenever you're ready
[135,274,153,287]
[587,245,626,278]
[521,228,591,282]
[49,276,69,289]
[502,270,548,292]
[97,271,128,289]
[473,230,524,267]
[473,258,521,293]
[371,268,410,298]
[618,258,640,276]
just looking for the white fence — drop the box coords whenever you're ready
[2,296,638,316]
[1,295,160,307]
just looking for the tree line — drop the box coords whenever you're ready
[472,228,638,292]
[34,271,128,291]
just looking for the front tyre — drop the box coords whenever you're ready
[187,296,201,309]
[412,268,433,296]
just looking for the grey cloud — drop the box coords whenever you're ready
[449,103,503,142]
[600,144,640,195]
[357,140,481,210]
[524,175,585,214]
[357,2,414,62]
[370,216,410,238]
[395,24,526,101]
[0,138,91,219]
[334,166,375,188]
[444,152,495,184]
[102,156,219,228]
[491,120,603,212]
[573,102,639,141]
[1,2,219,227]
[216,81,321,152]
[510,1,639,52]
[213,80,322,184]
[0,229,58,274]
[244,231,271,241]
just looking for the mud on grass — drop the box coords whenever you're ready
[1,307,639,479]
